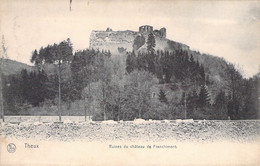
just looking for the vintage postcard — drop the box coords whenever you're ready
[0,0,260,165]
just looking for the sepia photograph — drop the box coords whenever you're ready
[0,0,260,165]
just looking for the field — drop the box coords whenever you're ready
[1,117,260,142]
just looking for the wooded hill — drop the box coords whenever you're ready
[2,35,259,120]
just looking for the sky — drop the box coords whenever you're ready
[0,0,260,77]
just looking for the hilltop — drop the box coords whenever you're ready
[89,26,190,55]
[89,25,229,78]
[89,26,232,98]
[0,58,32,75]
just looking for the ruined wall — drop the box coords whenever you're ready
[139,25,153,33]
[89,30,190,55]
[89,30,140,55]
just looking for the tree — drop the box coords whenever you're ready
[20,69,30,103]
[122,70,158,120]
[133,35,145,51]
[241,78,259,119]
[71,49,95,120]
[147,33,156,54]
[105,75,124,121]
[186,89,199,118]
[94,52,113,120]
[30,38,73,121]
[70,49,96,101]
[53,40,73,121]
[224,63,243,119]
[108,57,125,121]
[82,81,103,120]
[37,69,49,104]
[70,49,114,120]
[147,53,156,74]
[158,89,168,104]
[126,51,137,73]
[144,98,169,120]
[214,90,228,119]
[199,64,206,85]
[198,85,211,108]
[136,52,147,71]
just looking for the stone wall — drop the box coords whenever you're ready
[89,30,140,55]
[89,29,189,55]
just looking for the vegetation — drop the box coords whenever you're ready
[2,38,259,120]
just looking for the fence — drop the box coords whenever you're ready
[4,116,92,123]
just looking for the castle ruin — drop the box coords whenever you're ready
[89,25,190,55]
[139,25,166,38]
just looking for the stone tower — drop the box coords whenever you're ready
[160,28,166,38]
[139,25,153,33]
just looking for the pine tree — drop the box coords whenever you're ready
[224,64,243,119]
[158,89,168,104]
[147,33,156,54]
[30,38,73,121]
[126,52,136,73]
[19,69,29,104]
[191,89,199,109]
[215,91,226,107]
[241,78,258,119]
[214,90,228,119]
[147,53,155,74]
[198,85,211,107]
[199,64,206,85]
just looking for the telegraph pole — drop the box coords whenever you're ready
[58,61,61,121]
[184,92,187,119]
[70,0,72,12]
[0,62,4,122]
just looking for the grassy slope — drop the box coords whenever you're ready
[1,58,33,75]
